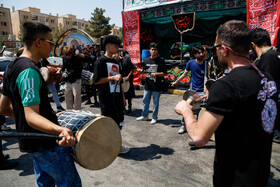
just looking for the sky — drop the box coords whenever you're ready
[1,0,124,27]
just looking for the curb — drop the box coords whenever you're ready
[167,89,186,96]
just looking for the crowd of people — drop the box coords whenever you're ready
[0,20,279,187]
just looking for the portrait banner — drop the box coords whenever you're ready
[247,0,280,46]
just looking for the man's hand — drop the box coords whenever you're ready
[171,81,177,87]
[112,74,122,82]
[125,76,130,81]
[174,100,192,116]
[57,128,76,147]
[150,73,156,77]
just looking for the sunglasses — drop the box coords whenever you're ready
[40,38,55,46]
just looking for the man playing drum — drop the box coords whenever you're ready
[175,20,277,186]
[172,46,208,134]
[0,22,81,186]
[93,35,129,154]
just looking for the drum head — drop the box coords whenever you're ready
[121,79,130,93]
[40,67,49,81]
[75,116,121,170]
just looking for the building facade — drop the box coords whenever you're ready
[0,4,14,44]
[8,6,89,40]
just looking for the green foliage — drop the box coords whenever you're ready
[18,19,27,42]
[85,8,113,40]
[53,23,67,43]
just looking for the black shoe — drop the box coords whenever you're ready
[56,106,65,113]
[0,160,19,170]
[127,109,132,115]
[188,141,195,147]
[85,100,92,105]
[94,101,99,106]
[3,154,10,161]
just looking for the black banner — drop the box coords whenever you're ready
[171,12,195,33]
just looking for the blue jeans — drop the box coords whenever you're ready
[142,89,161,120]
[46,82,61,107]
[31,146,81,187]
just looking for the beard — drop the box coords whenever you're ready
[218,56,228,69]
[197,56,204,61]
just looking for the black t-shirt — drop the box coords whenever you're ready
[93,56,124,125]
[206,65,277,187]
[82,54,95,72]
[170,48,181,60]
[62,55,83,83]
[2,57,58,153]
[120,56,136,81]
[143,57,167,92]
[255,48,280,89]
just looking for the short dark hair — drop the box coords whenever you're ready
[192,46,204,55]
[150,42,158,49]
[103,35,121,47]
[22,22,52,49]
[216,20,251,55]
[250,28,271,47]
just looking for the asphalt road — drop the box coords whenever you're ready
[0,90,279,186]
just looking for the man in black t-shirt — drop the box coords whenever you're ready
[136,42,167,124]
[93,35,129,154]
[175,20,277,186]
[170,43,182,60]
[0,22,81,186]
[251,28,280,140]
[59,46,83,110]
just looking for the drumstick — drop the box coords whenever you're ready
[0,132,62,140]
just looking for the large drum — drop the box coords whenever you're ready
[40,67,62,83]
[81,70,94,86]
[57,110,122,170]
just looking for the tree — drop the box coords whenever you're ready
[85,8,113,43]
[18,19,27,42]
[53,23,67,43]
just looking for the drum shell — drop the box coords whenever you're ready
[81,70,94,86]
[40,67,62,83]
[57,110,121,170]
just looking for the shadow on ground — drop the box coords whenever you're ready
[119,144,174,161]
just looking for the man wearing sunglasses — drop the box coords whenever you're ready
[0,22,81,186]
[175,20,277,186]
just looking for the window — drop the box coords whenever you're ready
[82,23,84,26]
[72,21,77,26]
[32,15,38,21]
[1,22,7,26]
[85,24,88,28]
[46,18,49,22]
[0,12,5,16]
[2,32,8,36]
[23,15,29,20]
[66,21,70,25]
[51,19,55,23]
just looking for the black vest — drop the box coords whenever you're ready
[3,57,58,153]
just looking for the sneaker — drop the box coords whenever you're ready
[119,146,130,154]
[56,106,65,113]
[188,141,195,147]
[0,160,19,170]
[274,130,280,139]
[150,119,157,124]
[178,125,186,134]
[94,101,99,106]
[136,116,148,121]
[1,124,11,131]
[119,121,125,127]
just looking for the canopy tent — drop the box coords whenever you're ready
[122,0,247,84]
